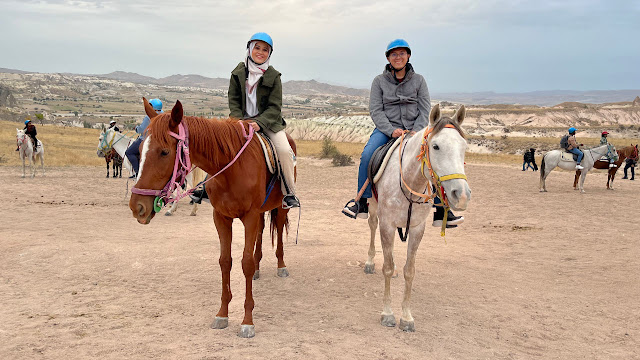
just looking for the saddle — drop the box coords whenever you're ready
[256,132,279,176]
[367,137,402,199]
[560,150,579,162]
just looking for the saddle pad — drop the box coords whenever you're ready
[256,132,278,175]
[368,137,402,184]
[561,151,578,162]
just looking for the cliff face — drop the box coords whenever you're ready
[0,86,17,108]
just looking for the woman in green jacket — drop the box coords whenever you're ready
[228,32,299,209]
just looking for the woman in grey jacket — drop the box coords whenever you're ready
[342,39,463,227]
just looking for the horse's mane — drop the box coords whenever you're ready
[431,116,466,138]
[147,114,261,169]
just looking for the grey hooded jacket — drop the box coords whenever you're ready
[369,63,431,137]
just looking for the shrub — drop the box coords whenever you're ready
[332,153,354,166]
[320,137,339,158]
[83,120,92,128]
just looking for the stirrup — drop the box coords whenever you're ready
[341,199,359,219]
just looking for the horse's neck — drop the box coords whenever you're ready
[111,132,131,158]
[187,119,248,176]
[398,130,431,187]
[588,144,610,156]
[20,136,33,155]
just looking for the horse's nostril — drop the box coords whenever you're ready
[137,204,145,217]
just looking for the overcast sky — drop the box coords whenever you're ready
[1,0,638,92]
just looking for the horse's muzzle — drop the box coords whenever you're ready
[129,194,155,224]
[445,180,471,211]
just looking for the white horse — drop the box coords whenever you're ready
[16,129,45,178]
[98,128,135,176]
[539,144,611,193]
[98,128,206,216]
[364,104,471,332]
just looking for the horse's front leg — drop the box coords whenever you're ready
[609,170,616,190]
[579,172,587,193]
[274,208,289,277]
[400,221,426,332]
[365,199,378,274]
[211,212,233,331]
[21,155,26,178]
[379,221,396,327]
[573,171,580,189]
[239,212,260,338]
[29,155,36,178]
[253,213,264,280]
[106,160,110,178]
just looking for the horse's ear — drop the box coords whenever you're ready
[429,103,441,126]
[143,97,158,119]
[170,100,183,128]
[453,105,466,126]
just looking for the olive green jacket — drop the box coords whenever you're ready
[229,62,286,133]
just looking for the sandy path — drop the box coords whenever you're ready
[0,159,638,359]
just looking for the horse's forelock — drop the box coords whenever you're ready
[431,117,465,138]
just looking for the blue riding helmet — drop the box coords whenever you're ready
[25,120,31,125]
[149,98,163,111]
[568,127,576,134]
[386,39,411,57]
[247,32,273,51]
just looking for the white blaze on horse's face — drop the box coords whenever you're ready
[429,128,471,211]
[137,137,151,181]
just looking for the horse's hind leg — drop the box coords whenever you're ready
[399,222,426,332]
[379,223,396,327]
[274,208,289,277]
[253,213,265,280]
[365,199,378,274]
[39,153,45,177]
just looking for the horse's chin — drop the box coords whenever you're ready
[137,211,155,225]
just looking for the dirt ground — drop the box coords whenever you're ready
[1,159,639,359]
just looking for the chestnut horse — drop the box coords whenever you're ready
[573,144,638,190]
[129,99,294,338]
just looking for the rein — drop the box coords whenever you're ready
[398,124,467,237]
[131,121,255,212]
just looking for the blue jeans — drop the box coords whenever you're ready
[358,129,391,199]
[569,148,584,164]
[522,161,534,171]
[125,137,143,174]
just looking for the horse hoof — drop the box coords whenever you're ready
[164,212,173,216]
[380,314,396,327]
[210,317,228,329]
[364,263,375,274]
[189,212,197,216]
[399,319,415,332]
[277,267,289,278]
[253,270,260,280]
[238,324,255,338]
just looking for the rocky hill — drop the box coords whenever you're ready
[0,85,18,108]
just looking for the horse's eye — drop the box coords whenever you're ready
[161,149,170,156]
[433,144,440,150]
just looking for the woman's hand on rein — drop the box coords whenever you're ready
[249,122,260,131]
[392,128,404,138]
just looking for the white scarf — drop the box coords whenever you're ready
[245,41,270,118]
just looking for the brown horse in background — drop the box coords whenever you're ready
[574,144,638,190]
[105,148,123,178]
[129,99,295,338]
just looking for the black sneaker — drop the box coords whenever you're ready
[189,188,209,204]
[15,147,19,151]
[342,198,368,219]
[432,207,464,227]
[282,195,300,209]
[622,176,628,179]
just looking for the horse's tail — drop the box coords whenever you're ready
[540,154,546,180]
[268,208,289,248]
